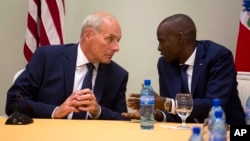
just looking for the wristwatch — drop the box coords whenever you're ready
[164,98,172,112]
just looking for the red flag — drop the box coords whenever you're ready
[23,0,65,62]
[235,0,250,72]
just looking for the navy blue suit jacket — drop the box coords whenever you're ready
[158,40,245,125]
[6,43,129,120]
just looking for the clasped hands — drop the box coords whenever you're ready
[53,88,100,119]
[122,92,167,121]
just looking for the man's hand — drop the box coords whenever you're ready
[53,90,83,119]
[121,110,164,121]
[74,88,100,117]
[126,93,140,110]
[154,93,166,110]
[121,111,140,120]
[126,92,166,111]
[53,89,101,119]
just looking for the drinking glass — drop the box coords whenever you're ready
[175,93,193,129]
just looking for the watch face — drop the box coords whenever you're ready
[164,98,171,111]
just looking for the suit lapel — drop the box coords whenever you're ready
[63,44,78,97]
[93,64,108,103]
[191,43,205,95]
[170,62,182,96]
[161,59,182,97]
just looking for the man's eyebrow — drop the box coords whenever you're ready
[107,34,121,39]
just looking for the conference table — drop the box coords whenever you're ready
[0,116,228,141]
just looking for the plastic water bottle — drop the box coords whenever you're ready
[189,126,204,141]
[208,99,225,131]
[209,111,227,141]
[140,79,154,130]
[246,96,250,125]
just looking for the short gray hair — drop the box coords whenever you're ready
[80,12,117,37]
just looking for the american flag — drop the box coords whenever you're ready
[23,0,65,62]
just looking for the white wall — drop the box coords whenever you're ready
[0,1,28,116]
[0,0,242,116]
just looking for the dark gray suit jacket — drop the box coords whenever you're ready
[158,40,245,125]
[6,43,129,120]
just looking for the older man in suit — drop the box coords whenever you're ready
[6,11,128,120]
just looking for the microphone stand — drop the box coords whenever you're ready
[5,93,33,125]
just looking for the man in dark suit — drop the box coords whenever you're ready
[122,14,246,125]
[6,12,128,120]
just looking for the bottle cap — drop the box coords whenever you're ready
[212,99,221,107]
[215,110,223,118]
[192,126,200,134]
[144,79,151,85]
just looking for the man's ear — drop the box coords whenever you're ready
[177,32,184,41]
[82,28,95,40]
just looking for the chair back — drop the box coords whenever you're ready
[13,69,25,83]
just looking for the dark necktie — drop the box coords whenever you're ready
[81,63,94,90]
[72,63,94,119]
[180,64,189,93]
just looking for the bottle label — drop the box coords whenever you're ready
[140,96,154,105]
[209,133,227,141]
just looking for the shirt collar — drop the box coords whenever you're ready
[76,43,99,69]
[183,47,197,66]
[76,44,88,67]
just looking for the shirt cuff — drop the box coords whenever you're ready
[51,106,59,119]
[156,109,167,122]
[169,98,176,114]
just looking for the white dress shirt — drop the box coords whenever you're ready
[52,44,100,119]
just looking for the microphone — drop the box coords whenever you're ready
[5,92,33,125]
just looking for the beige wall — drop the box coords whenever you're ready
[0,0,241,116]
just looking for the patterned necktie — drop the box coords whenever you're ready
[81,63,94,90]
[72,63,94,119]
[180,64,189,93]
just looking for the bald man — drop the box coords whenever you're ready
[123,13,245,125]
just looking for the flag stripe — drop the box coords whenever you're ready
[26,27,37,53]
[23,0,64,62]
[41,1,59,45]
[46,0,64,44]
[57,0,65,43]
[235,22,250,71]
[39,21,50,46]
[27,14,38,40]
